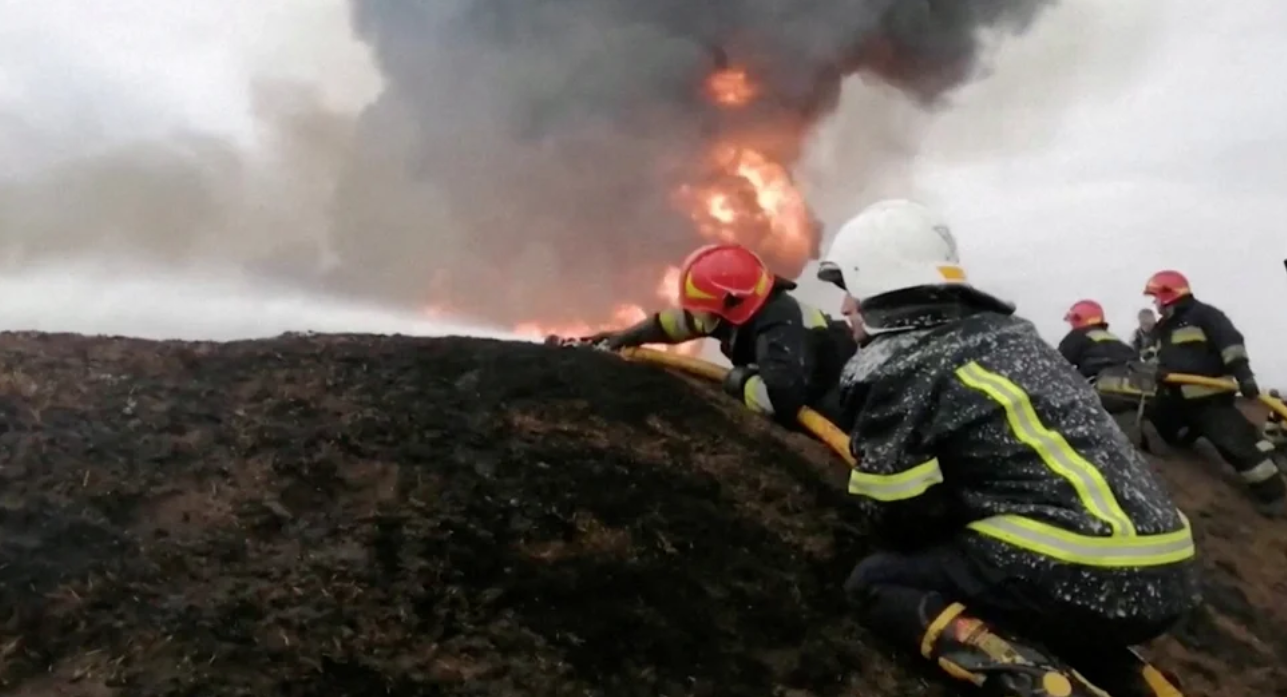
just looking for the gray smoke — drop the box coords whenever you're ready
[337,0,1057,326]
[0,80,352,283]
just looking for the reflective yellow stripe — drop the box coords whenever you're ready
[848,458,943,501]
[801,304,828,329]
[657,309,691,340]
[955,362,1137,537]
[658,309,716,341]
[1179,383,1227,399]
[1094,375,1149,397]
[1086,329,1122,343]
[1170,326,1205,344]
[741,374,773,415]
[968,514,1193,567]
[1221,344,1248,364]
[691,311,718,333]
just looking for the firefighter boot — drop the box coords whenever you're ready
[919,603,1111,697]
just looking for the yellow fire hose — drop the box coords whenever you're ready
[1083,371,1286,422]
[1161,373,1287,421]
[619,347,857,465]
[612,346,1287,459]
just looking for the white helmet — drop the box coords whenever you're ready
[817,199,969,302]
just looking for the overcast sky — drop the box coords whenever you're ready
[0,1,1283,382]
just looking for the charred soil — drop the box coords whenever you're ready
[0,333,1283,696]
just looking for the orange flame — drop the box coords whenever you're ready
[677,143,814,276]
[510,265,699,355]
[705,67,758,107]
[450,63,813,357]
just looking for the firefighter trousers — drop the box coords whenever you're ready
[845,545,1182,697]
[1148,394,1285,504]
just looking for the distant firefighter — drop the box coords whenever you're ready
[1143,269,1285,516]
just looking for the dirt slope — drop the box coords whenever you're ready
[0,332,1283,697]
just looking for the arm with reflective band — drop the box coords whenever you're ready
[844,377,947,505]
[954,361,1138,537]
[751,300,817,422]
[848,457,944,501]
[740,374,775,415]
[1194,304,1252,374]
[656,308,718,343]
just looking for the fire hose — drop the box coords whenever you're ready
[567,340,1287,456]
[1085,371,1286,421]
[1161,373,1287,421]
[616,347,857,465]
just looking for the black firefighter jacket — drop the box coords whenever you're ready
[1057,324,1138,379]
[625,279,858,425]
[1153,296,1255,399]
[840,297,1199,622]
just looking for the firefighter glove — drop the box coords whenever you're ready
[580,331,626,351]
[1239,377,1260,399]
[723,365,758,399]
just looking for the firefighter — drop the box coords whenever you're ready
[1057,299,1147,413]
[1131,308,1159,360]
[817,199,1198,697]
[563,242,858,428]
[1142,269,1286,515]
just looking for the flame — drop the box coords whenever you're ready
[510,265,700,355]
[705,67,758,107]
[453,62,813,357]
[677,143,814,276]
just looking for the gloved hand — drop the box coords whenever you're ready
[544,332,616,350]
[579,331,628,351]
[722,365,758,399]
[1238,376,1260,399]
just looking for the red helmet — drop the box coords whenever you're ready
[676,243,774,325]
[1064,299,1106,329]
[1143,270,1191,307]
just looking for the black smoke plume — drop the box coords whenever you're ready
[336,0,1056,327]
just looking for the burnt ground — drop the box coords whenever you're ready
[0,332,1282,697]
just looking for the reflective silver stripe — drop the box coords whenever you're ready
[1171,326,1206,343]
[1240,460,1280,484]
[1221,344,1248,364]
[848,458,943,502]
[955,363,1137,536]
[1179,383,1228,399]
[1256,439,1275,453]
[967,515,1194,568]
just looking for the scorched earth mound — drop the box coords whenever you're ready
[0,332,1283,697]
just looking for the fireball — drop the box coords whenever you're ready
[481,63,817,355]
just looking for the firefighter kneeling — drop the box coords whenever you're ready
[563,243,858,428]
[1058,300,1150,414]
[1142,270,1286,516]
[818,199,1198,697]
